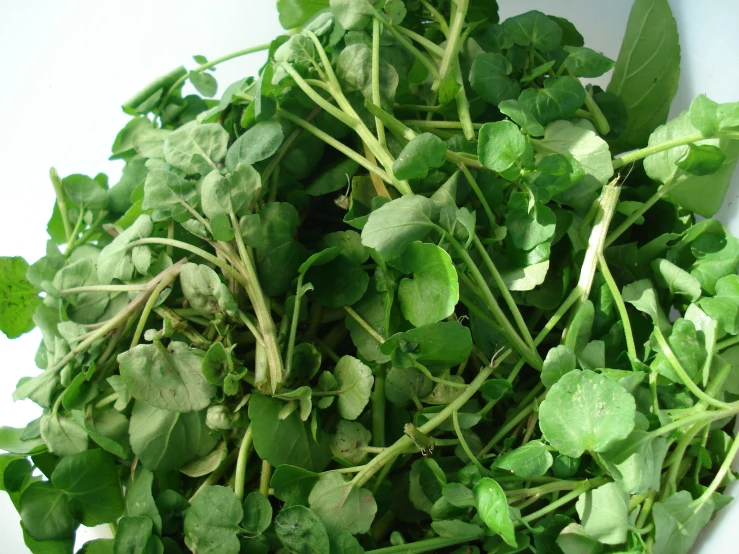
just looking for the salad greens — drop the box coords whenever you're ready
[2,0,739,553]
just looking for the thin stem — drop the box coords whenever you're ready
[344,306,385,343]
[717,335,739,351]
[583,86,610,136]
[162,42,271,105]
[130,268,180,348]
[479,385,545,456]
[698,430,739,503]
[433,0,468,92]
[612,132,704,169]
[520,476,609,524]
[663,422,704,499]
[234,425,253,502]
[368,536,476,554]
[472,234,535,349]
[280,63,357,128]
[351,363,494,488]
[49,168,73,242]
[94,392,118,409]
[372,18,386,148]
[369,10,440,79]
[653,326,732,409]
[597,253,637,359]
[372,366,387,447]
[237,311,265,347]
[533,287,582,345]
[59,284,147,295]
[453,410,487,473]
[459,164,496,231]
[420,0,449,35]
[404,120,483,130]
[605,183,672,247]
[444,231,542,370]
[285,272,306,382]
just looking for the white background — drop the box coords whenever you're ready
[0,1,737,551]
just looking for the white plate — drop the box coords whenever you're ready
[0,1,736,552]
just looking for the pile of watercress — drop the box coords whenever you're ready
[2,0,739,553]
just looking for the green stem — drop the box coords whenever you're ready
[344,306,386,344]
[49,168,73,242]
[190,449,239,502]
[60,284,147,295]
[280,63,357,128]
[130,268,180,348]
[519,476,610,524]
[432,0,468,92]
[636,492,656,529]
[453,410,487,473]
[479,385,545,456]
[234,425,253,502]
[459,164,496,232]
[284,272,306,382]
[584,86,610,136]
[162,42,271,105]
[404,120,483,130]
[664,423,704,500]
[94,392,118,409]
[371,19,386,148]
[717,335,739,351]
[369,10,440,80]
[597,253,637,359]
[260,460,272,497]
[472,235,535,349]
[444,231,542,370]
[368,536,476,554]
[372,366,387,447]
[454,62,476,141]
[420,0,449,34]
[605,182,673,247]
[351,363,494,488]
[697,429,739,503]
[653,326,732,409]
[277,108,399,191]
[612,132,704,169]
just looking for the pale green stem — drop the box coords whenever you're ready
[234,425,253,502]
[343,305,386,344]
[453,410,487,473]
[597,253,637,359]
[697,430,739,503]
[520,476,609,524]
[432,0,468,92]
[49,168,73,241]
[130,269,180,348]
[372,19,386,148]
[612,132,704,169]
[259,460,272,497]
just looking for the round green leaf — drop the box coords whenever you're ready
[334,356,374,420]
[492,440,553,478]
[19,482,78,542]
[469,53,520,106]
[275,505,330,554]
[330,421,371,465]
[503,10,562,51]
[308,472,377,535]
[478,121,527,173]
[184,486,243,554]
[392,133,448,181]
[242,492,272,536]
[539,370,636,458]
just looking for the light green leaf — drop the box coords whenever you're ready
[40,412,88,457]
[330,0,373,31]
[699,275,739,334]
[201,163,261,218]
[541,345,577,388]
[361,195,438,260]
[142,167,196,220]
[538,370,636,457]
[330,421,371,465]
[473,477,516,547]
[308,472,377,535]
[277,0,330,30]
[563,46,615,78]
[409,458,446,513]
[184,486,243,554]
[180,440,228,477]
[0,257,41,339]
[124,468,162,534]
[498,100,545,137]
[118,341,214,412]
[503,10,562,51]
[392,133,447,181]
[333,356,373,420]
[225,120,284,171]
[274,387,313,422]
[575,482,629,545]
[97,215,154,284]
[163,122,229,175]
[275,505,330,554]
[607,0,680,150]
[179,262,236,316]
[600,431,668,494]
[270,465,321,508]
[478,120,527,173]
[652,258,702,301]
[493,440,553,478]
[519,77,586,126]
[652,491,714,554]
[384,366,433,408]
[243,492,272,536]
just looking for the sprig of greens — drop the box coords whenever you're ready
[2,1,739,553]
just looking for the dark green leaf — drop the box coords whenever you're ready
[184,486,243,554]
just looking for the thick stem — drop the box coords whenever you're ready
[49,168,73,242]
[432,0,468,92]
[369,10,440,80]
[234,425,253,502]
[259,460,272,497]
[606,182,672,247]
[584,87,610,136]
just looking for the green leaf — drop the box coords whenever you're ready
[562,46,615,78]
[392,242,459,327]
[538,370,636,457]
[532,120,613,185]
[62,174,108,211]
[118,341,215,412]
[189,71,217,97]
[274,387,313,422]
[651,318,705,383]
[575,482,629,545]
[184,486,243,554]
[336,43,398,108]
[333,355,373,420]
[180,262,236,316]
[40,412,88,457]
[392,133,447,181]
[556,523,603,554]
[256,202,303,296]
[277,0,330,29]
[329,532,364,554]
[478,121,527,173]
[622,279,671,333]
[401,322,473,371]
[113,516,160,554]
[97,215,154,284]
[505,193,556,251]
[541,345,577,388]
[19,482,78,542]
[180,440,228,477]
[473,477,516,547]
[518,77,586,126]
[409,458,446,513]
[51,449,123,527]
[330,421,371,465]
[676,144,727,176]
[330,0,373,31]
[652,258,702,301]
[498,100,545,137]
[249,394,331,472]
[306,256,369,308]
[201,163,261,218]
[469,53,520,106]
[242,492,272,536]
[270,465,320,507]
[643,111,739,217]
[607,0,680,150]
[124,468,162,534]
[306,159,360,196]
[225,120,284,172]
[308,472,377,535]
[652,491,714,554]
[0,257,41,338]
[384,366,433,408]
[275,505,330,554]
[699,275,739,334]
[503,10,562,51]
[442,483,475,508]
[361,195,437,261]
[0,426,44,455]
[431,520,483,540]
[600,431,668,494]
[492,440,553,478]
[163,122,229,175]
[129,401,216,471]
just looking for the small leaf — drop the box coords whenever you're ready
[333,356,373,420]
[473,477,516,547]
[493,440,553,478]
[575,482,629,545]
[308,472,377,535]
[242,492,272,536]
[275,505,330,554]
[478,121,527,173]
[469,53,520,106]
[563,46,615,77]
[392,133,448,181]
